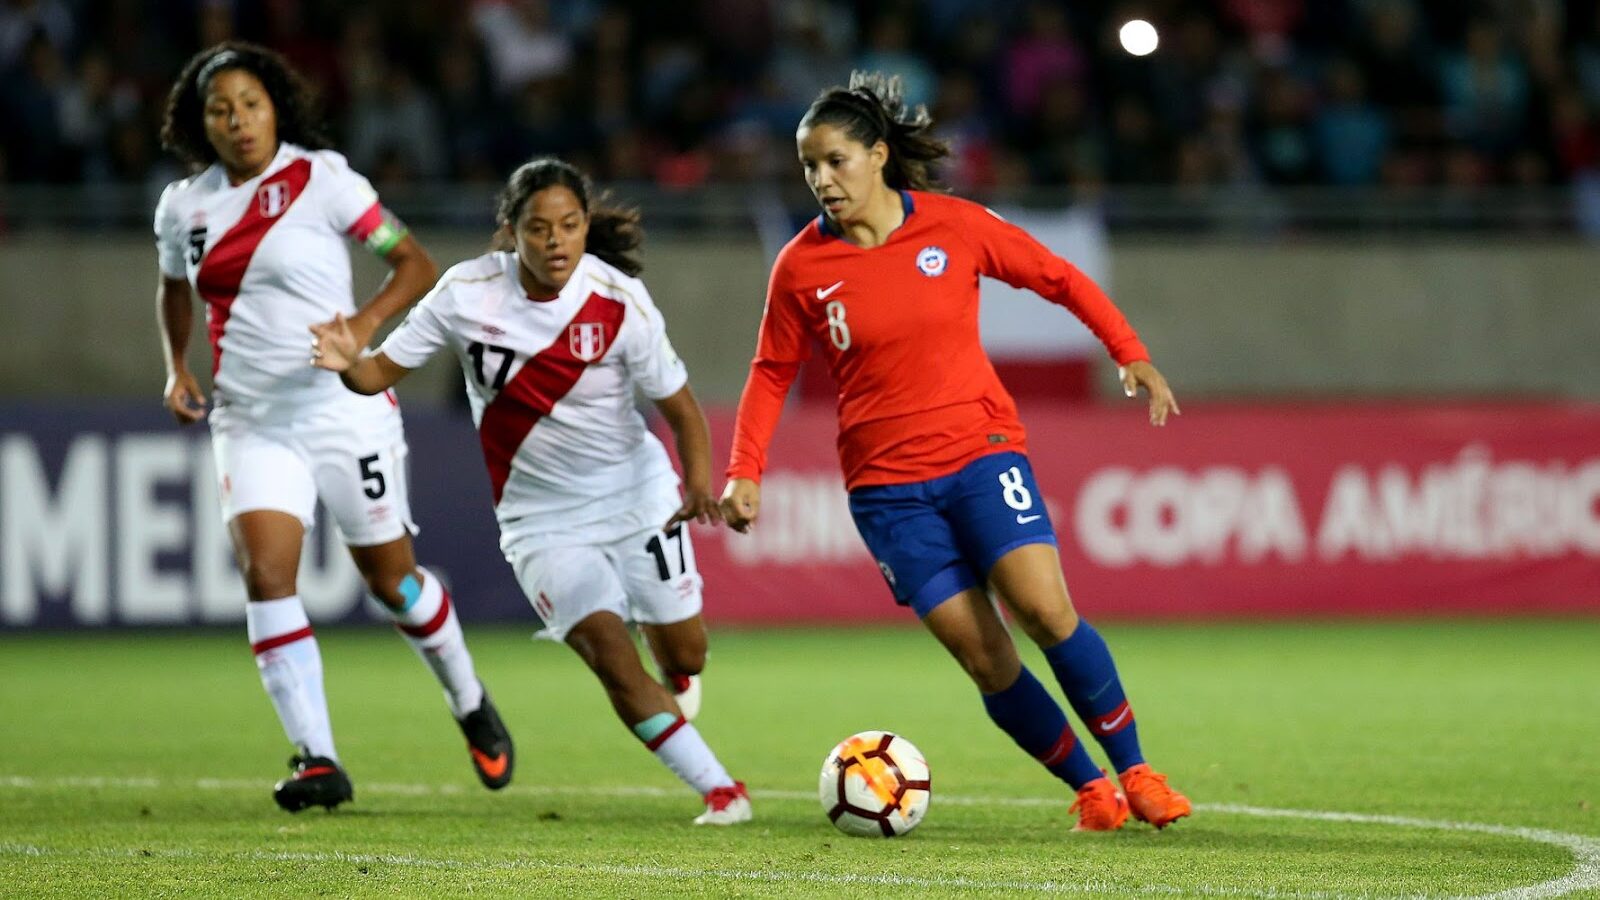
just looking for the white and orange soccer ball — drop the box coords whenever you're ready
[818,731,931,837]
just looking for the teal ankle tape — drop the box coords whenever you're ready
[398,574,422,612]
[632,712,679,744]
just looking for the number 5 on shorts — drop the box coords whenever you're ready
[359,453,387,499]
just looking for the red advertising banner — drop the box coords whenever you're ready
[686,403,1600,623]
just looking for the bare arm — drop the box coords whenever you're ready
[309,313,413,395]
[654,384,723,528]
[156,276,207,425]
[345,234,439,348]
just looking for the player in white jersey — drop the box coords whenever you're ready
[153,42,513,812]
[310,157,752,825]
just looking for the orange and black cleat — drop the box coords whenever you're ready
[1069,777,1130,831]
[273,751,353,812]
[457,691,514,790]
[1119,763,1192,829]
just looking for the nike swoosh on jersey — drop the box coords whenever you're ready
[816,280,845,300]
[1016,514,1042,524]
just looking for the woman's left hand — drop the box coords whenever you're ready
[1119,360,1181,426]
[667,486,724,528]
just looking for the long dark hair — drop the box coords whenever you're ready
[160,41,330,172]
[493,157,644,277]
[800,71,950,192]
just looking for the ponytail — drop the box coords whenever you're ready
[800,71,950,191]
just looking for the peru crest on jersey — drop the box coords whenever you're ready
[569,321,608,361]
[257,180,292,218]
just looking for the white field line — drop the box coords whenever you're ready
[1,776,1596,900]
[0,842,1346,899]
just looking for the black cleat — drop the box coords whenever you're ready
[272,752,353,812]
[457,691,514,790]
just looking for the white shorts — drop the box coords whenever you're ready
[506,489,703,642]
[209,391,416,546]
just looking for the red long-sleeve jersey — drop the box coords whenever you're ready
[727,191,1150,489]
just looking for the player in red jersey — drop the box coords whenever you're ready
[154,43,511,811]
[721,72,1191,831]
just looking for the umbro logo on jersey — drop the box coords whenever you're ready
[258,181,292,218]
[569,322,608,362]
[482,325,505,338]
[816,280,845,300]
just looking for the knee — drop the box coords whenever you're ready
[569,626,650,695]
[949,638,1019,694]
[587,651,651,697]
[1008,598,1080,648]
[241,561,297,601]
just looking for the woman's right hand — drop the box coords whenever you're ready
[308,313,362,373]
[163,368,207,425]
[718,478,762,533]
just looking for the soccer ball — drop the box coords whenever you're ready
[818,731,931,837]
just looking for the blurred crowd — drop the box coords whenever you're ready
[5,0,1600,196]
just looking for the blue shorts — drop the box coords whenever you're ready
[847,451,1057,618]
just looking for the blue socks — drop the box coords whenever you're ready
[981,666,1103,789]
[1043,620,1144,772]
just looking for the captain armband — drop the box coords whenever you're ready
[348,204,409,257]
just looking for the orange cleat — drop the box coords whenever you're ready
[1069,777,1129,831]
[1119,764,1191,829]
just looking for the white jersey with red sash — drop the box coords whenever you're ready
[154,142,402,414]
[380,251,689,543]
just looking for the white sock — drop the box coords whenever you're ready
[388,567,484,718]
[643,716,734,795]
[246,596,336,761]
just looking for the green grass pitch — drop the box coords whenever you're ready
[2,620,1597,897]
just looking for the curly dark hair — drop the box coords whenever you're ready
[801,71,950,192]
[160,41,330,172]
[492,157,644,277]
